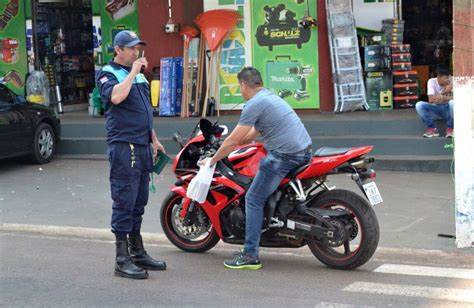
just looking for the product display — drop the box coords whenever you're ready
[34,1,95,105]
[365,71,392,110]
[362,18,418,110]
[159,57,183,117]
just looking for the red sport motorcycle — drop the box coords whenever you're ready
[161,119,382,269]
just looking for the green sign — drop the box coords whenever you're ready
[251,0,319,109]
[0,0,27,95]
[98,0,139,64]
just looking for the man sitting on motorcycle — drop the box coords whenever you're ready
[200,67,312,269]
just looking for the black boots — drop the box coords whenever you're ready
[115,236,148,279]
[128,234,167,271]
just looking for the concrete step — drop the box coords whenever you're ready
[61,119,448,138]
[372,155,453,173]
[57,136,453,156]
[57,110,453,173]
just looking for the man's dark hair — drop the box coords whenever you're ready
[436,66,451,77]
[237,67,263,87]
[113,46,124,57]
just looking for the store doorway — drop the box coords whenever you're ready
[402,0,453,74]
[34,0,94,105]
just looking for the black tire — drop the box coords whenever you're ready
[31,123,56,164]
[307,189,379,270]
[160,192,220,253]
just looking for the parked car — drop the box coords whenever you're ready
[0,84,60,164]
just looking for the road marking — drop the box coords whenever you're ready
[343,282,474,303]
[314,302,374,308]
[374,263,474,280]
[390,217,425,232]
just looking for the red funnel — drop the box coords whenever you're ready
[194,9,241,51]
[179,26,199,48]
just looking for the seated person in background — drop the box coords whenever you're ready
[415,66,453,138]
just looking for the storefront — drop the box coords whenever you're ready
[0,0,453,113]
[0,0,142,106]
[200,0,453,112]
[31,0,95,105]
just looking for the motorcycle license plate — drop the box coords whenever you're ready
[363,182,383,206]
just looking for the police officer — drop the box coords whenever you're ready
[96,30,166,279]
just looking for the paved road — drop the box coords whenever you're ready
[1,158,473,307]
[1,232,473,307]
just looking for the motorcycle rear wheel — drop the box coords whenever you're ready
[306,189,379,270]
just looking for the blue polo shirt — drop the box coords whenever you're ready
[96,61,153,146]
[238,88,312,154]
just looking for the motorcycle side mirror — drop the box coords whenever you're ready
[219,125,229,136]
[173,132,184,148]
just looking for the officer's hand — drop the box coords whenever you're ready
[132,57,148,75]
[152,141,166,159]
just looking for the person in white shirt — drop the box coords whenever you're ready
[415,66,453,138]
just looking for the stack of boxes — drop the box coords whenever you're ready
[382,19,404,45]
[390,43,418,109]
[159,57,183,117]
[384,18,419,109]
[363,19,419,110]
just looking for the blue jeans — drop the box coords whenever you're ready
[415,100,454,129]
[108,142,153,236]
[244,149,312,258]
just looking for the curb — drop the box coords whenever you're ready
[0,223,168,243]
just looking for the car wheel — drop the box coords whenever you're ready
[31,123,56,164]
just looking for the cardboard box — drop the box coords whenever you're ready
[393,70,418,84]
[391,44,411,53]
[391,53,411,62]
[382,19,405,25]
[365,71,393,109]
[393,83,418,97]
[392,62,412,71]
[365,45,391,61]
[393,95,418,109]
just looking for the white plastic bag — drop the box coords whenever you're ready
[186,160,216,203]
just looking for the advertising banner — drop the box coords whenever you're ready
[251,0,319,109]
[0,0,28,95]
[99,0,139,64]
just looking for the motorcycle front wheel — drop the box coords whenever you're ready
[160,192,220,253]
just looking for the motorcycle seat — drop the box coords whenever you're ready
[314,147,351,157]
[287,163,311,179]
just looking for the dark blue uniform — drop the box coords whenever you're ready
[96,61,154,236]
